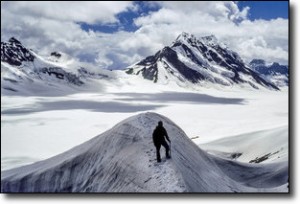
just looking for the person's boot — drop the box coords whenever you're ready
[166,149,171,159]
[157,154,161,162]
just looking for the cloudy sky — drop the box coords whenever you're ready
[1,1,289,69]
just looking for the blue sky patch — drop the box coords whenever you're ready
[79,1,161,33]
[238,1,288,21]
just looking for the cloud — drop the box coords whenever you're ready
[228,18,288,64]
[132,2,288,65]
[157,1,250,22]
[1,1,288,70]
[2,1,135,24]
[1,2,138,69]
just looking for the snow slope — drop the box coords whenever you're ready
[200,126,288,163]
[1,38,116,95]
[1,112,288,193]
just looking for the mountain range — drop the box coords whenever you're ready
[1,33,289,94]
[249,59,288,87]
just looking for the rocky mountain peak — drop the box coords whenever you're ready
[1,37,35,66]
[126,32,279,90]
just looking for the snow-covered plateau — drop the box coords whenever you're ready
[1,34,289,193]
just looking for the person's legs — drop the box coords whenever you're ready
[161,140,170,158]
[155,144,162,162]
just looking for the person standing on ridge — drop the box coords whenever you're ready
[152,121,171,163]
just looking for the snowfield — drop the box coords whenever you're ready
[201,126,288,164]
[1,112,288,192]
[1,85,288,171]
[1,84,289,192]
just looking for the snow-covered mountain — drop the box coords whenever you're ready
[1,112,288,193]
[1,38,113,94]
[1,35,283,94]
[249,59,289,87]
[126,32,279,90]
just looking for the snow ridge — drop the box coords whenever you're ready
[1,112,288,193]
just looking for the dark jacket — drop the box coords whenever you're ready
[152,125,170,146]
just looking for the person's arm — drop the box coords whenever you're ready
[164,128,170,142]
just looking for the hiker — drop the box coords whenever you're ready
[152,121,171,162]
